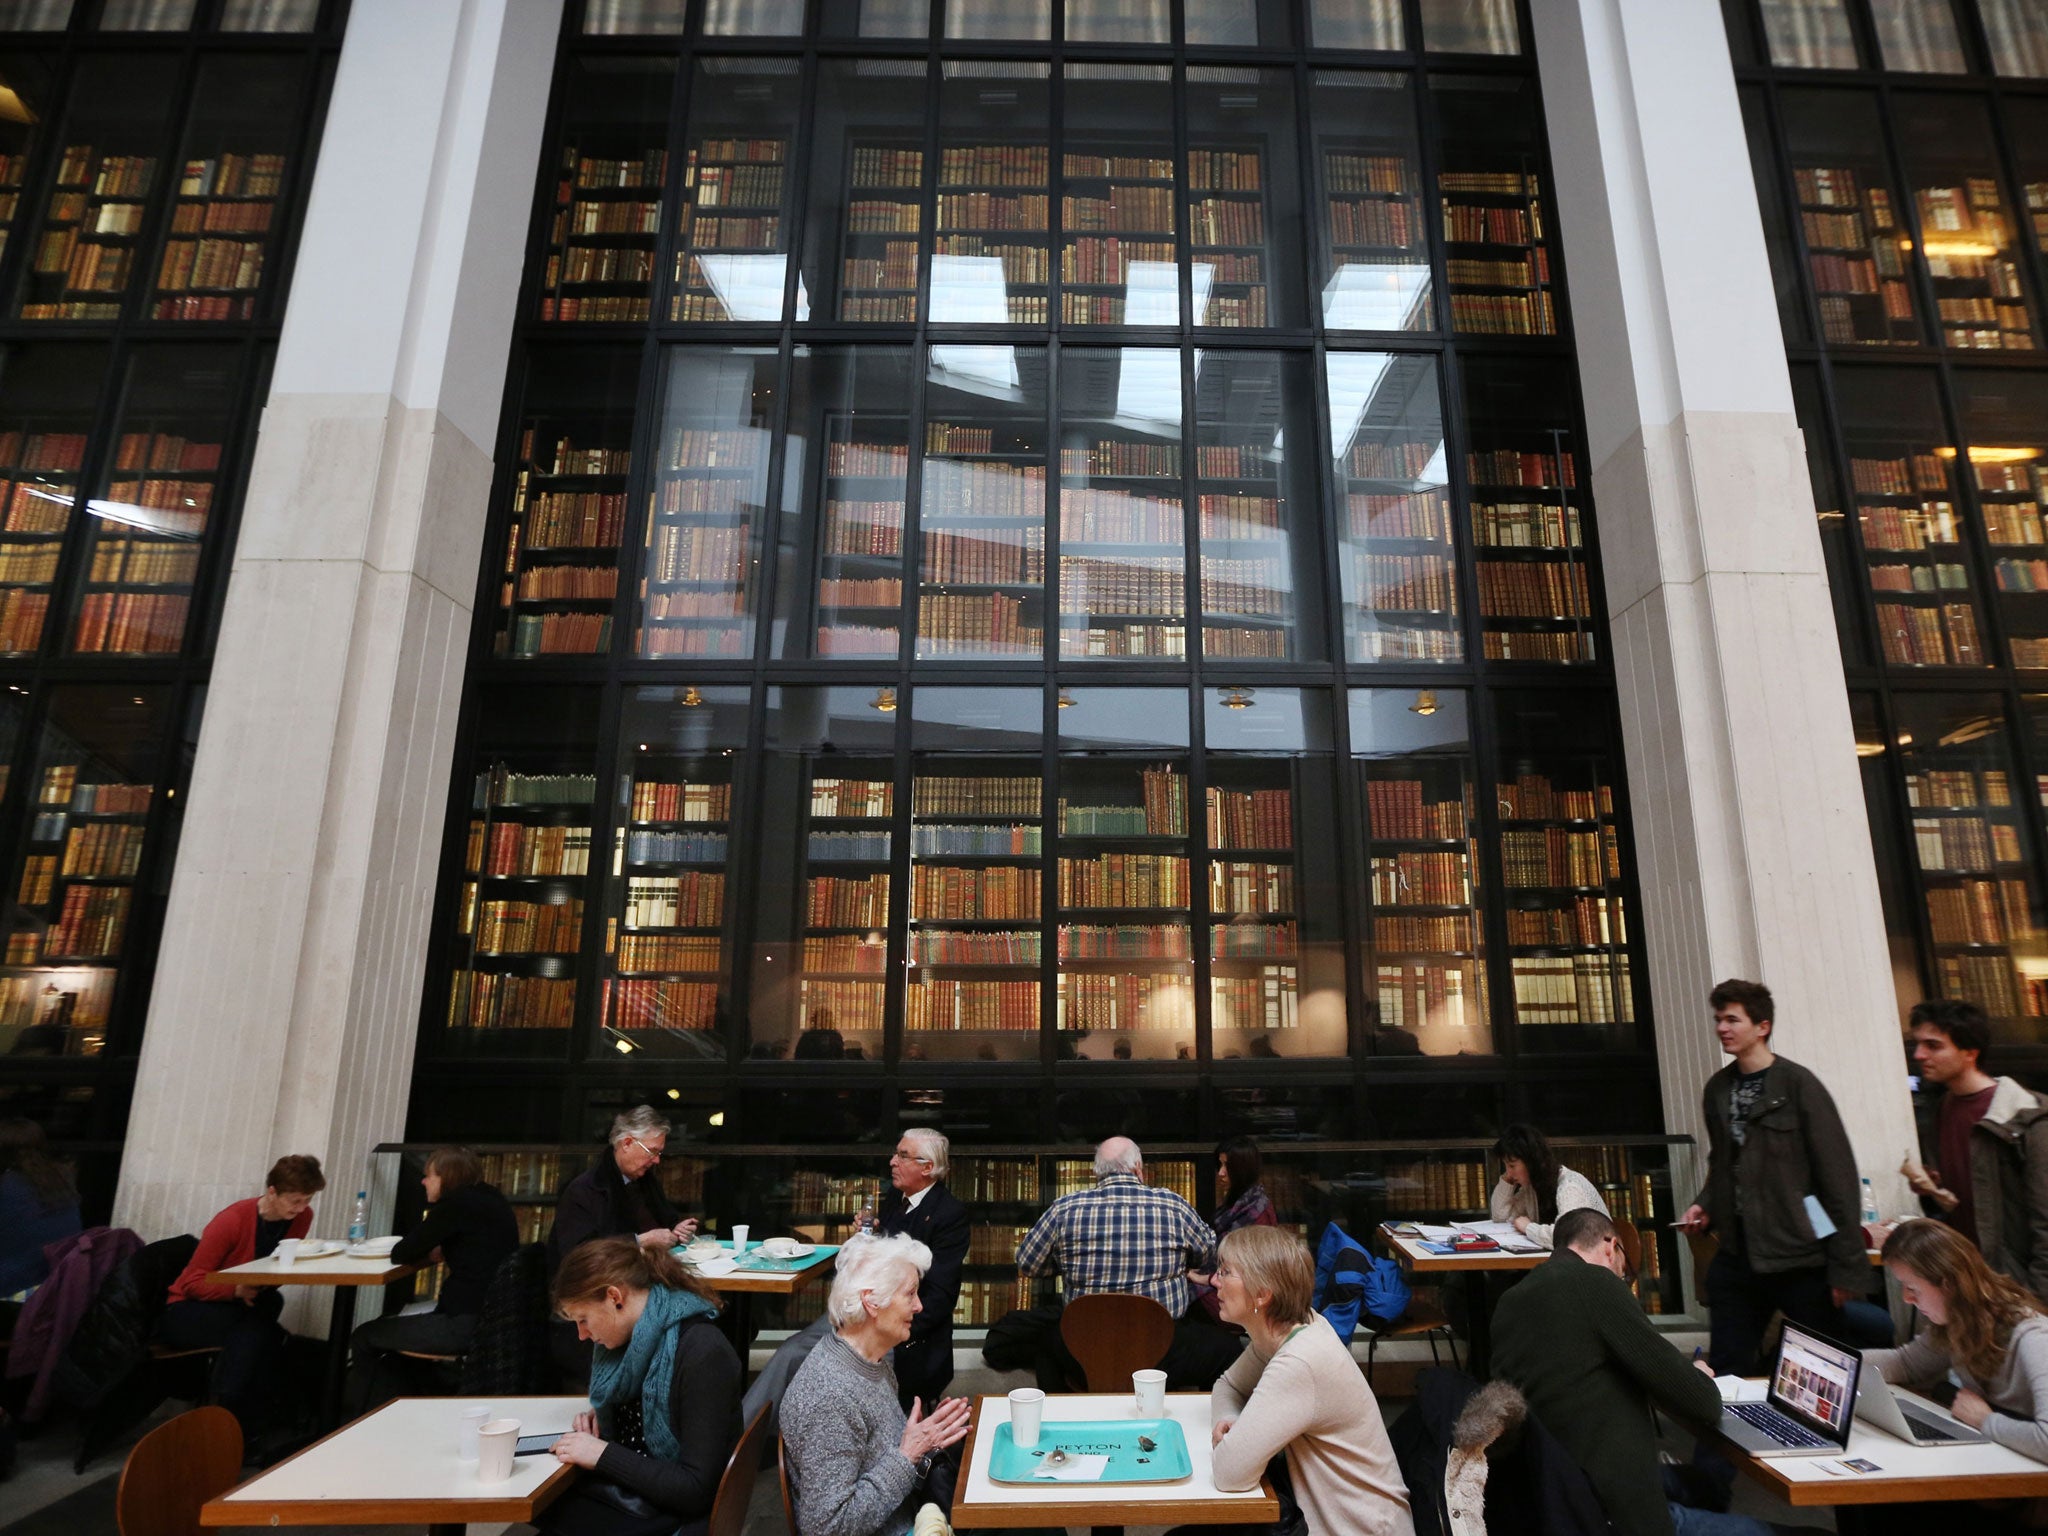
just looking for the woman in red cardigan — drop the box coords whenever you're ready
[158,1153,326,1445]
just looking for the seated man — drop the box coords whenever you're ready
[985,1136,1239,1391]
[1492,1207,1775,1536]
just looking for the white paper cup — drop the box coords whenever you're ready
[457,1404,491,1461]
[273,1238,299,1267]
[1007,1387,1044,1448]
[476,1418,519,1481]
[730,1224,749,1254]
[1133,1368,1167,1417]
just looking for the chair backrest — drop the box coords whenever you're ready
[115,1405,243,1536]
[458,1242,551,1394]
[778,1433,799,1536]
[1058,1292,1176,1391]
[1616,1219,1643,1280]
[709,1408,771,1536]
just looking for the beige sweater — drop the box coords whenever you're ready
[1210,1311,1415,1536]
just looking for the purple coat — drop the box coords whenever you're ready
[5,1225,142,1420]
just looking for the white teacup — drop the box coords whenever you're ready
[760,1237,802,1259]
[273,1238,300,1267]
[1133,1368,1167,1417]
[476,1418,519,1481]
[457,1404,491,1461]
[730,1224,750,1253]
[1007,1387,1044,1448]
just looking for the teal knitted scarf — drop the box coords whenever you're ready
[588,1282,718,1461]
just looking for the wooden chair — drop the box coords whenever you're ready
[115,1405,243,1536]
[1362,1284,1460,1387]
[1057,1292,1175,1391]
[1685,1231,1719,1311]
[1617,1219,1644,1279]
[709,1408,772,1536]
[778,1434,800,1536]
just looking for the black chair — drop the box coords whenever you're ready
[55,1234,211,1471]
[457,1243,554,1395]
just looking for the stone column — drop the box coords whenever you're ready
[1529,0,1916,1194]
[114,0,561,1277]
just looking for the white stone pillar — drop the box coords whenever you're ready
[114,0,561,1273]
[1530,0,1916,1195]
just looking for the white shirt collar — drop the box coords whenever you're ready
[904,1184,932,1212]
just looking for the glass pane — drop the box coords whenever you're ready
[917,343,1050,658]
[1,687,169,1058]
[98,0,193,27]
[1433,75,1557,337]
[785,345,914,660]
[1056,690,1193,1062]
[831,0,927,36]
[804,59,929,325]
[703,0,803,33]
[1188,67,1303,330]
[1790,364,1868,667]
[1208,689,1346,1060]
[1058,346,1185,659]
[219,0,318,28]
[0,345,107,658]
[1492,693,1636,1054]
[495,348,639,660]
[606,686,750,1061]
[0,2,70,27]
[1721,0,1762,65]
[1329,351,1458,663]
[1352,687,1492,1057]
[1308,0,1403,49]
[1196,351,1317,661]
[18,55,179,321]
[0,56,56,277]
[583,0,686,31]
[945,0,1048,39]
[1869,0,1967,72]
[151,55,304,322]
[1982,0,2048,76]
[1779,89,1921,347]
[934,62,1050,327]
[1894,696,2048,1045]
[1187,0,1291,47]
[1738,87,1808,346]
[672,58,800,324]
[1062,64,1179,327]
[1463,358,1597,664]
[1836,366,1986,667]
[69,346,239,658]
[635,347,775,660]
[1954,371,2048,669]
[907,688,1043,1063]
[1999,97,2048,262]
[1420,0,1518,54]
[538,57,672,324]
[1853,694,1927,1030]
[1067,0,1167,42]
[1760,0,1860,68]
[1313,72,1430,333]
[752,688,898,1063]
[1896,93,2038,353]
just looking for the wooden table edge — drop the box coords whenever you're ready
[1716,1433,2048,1506]
[204,1264,420,1287]
[948,1393,1280,1529]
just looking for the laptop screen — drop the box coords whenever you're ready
[1768,1321,1860,1443]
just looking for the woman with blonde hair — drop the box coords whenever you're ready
[1869,1218,2048,1462]
[1194,1224,1414,1536]
[539,1235,741,1536]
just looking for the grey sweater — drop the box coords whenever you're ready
[780,1333,922,1536]
[1869,1313,2048,1463]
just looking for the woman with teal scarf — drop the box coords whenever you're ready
[541,1236,742,1536]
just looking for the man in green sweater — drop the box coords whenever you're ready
[1493,1209,1775,1536]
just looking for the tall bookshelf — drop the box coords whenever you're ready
[1204,761,1300,1052]
[1196,354,1297,661]
[673,133,791,322]
[796,758,894,1061]
[1851,448,1986,669]
[916,383,1048,659]
[933,135,1049,325]
[1317,122,1432,333]
[1437,170,1554,337]
[951,1152,1038,1324]
[540,142,666,324]
[497,415,629,660]
[22,144,160,321]
[0,426,87,657]
[1189,144,1267,330]
[1060,142,1178,327]
[841,141,924,323]
[1792,163,1917,348]
[815,407,910,659]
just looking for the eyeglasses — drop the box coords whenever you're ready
[889,1149,932,1165]
[627,1136,665,1163]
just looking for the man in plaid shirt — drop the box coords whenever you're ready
[987,1137,1241,1389]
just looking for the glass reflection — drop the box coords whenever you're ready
[1313,73,1431,332]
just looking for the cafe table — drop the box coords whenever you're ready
[206,1247,420,1427]
[951,1390,1279,1531]
[200,1394,585,1536]
[1376,1222,1547,1378]
[676,1238,838,1379]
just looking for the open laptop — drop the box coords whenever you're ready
[1854,1368,1988,1447]
[1719,1319,1860,1458]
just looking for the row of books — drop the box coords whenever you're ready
[813,777,893,818]
[1912,814,2020,873]
[39,768,150,813]
[803,936,886,973]
[1506,894,1627,947]
[1209,861,1294,915]
[57,821,144,879]
[1356,551,1457,612]
[911,864,1041,921]
[1906,769,2010,809]
[1057,853,1191,909]
[1925,876,2037,945]
[469,822,591,878]
[471,898,583,956]
[1373,913,1474,951]
[508,613,611,656]
[793,978,884,1031]
[608,978,718,1031]
[911,929,1040,965]
[624,830,727,864]
[1061,769,1187,836]
[1055,970,1184,1030]
[1501,827,1613,888]
[630,781,731,823]
[447,969,575,1030]
[616,933,722,973]
[1383,1158,1489,1215]
[914,775,1040,817]
[1366,779,1468,841]
[1207,786,1293,850]
[1375,962,1482,1034]
[1062,622,1188,654]
[1938,953,2047,1020]
[74,591,186,653]
[1510,954,1634,1025]
[807,874,890,927]
[905,979,1039,1032]
[1213,920,1297,958]
[155,238,265,294]
[623,872,725,929]
[526,492,625,549]
[513,565,616,601]
[1874,600,1985,666]
[808,829,892,860]
[922,532,1043,582]
[1370,850,1472,907]
[1060,923,1191,959]
[1216,970,1298,1030]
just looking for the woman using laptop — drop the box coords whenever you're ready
[1869,1219,2048,1463]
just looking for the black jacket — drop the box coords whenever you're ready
[880,1180,970,1406]
[548,1146,686,1275]
[1387,1367,1613,1536]
[1696,1054,1866,1291]
[396,1181,520,1316]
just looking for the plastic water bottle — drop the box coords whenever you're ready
[1861,1177,1880,1229]
[348,1189,369,1243]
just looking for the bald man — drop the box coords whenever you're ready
[988,1137,1240,1391]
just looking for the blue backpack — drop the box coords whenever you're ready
[1312,1221,1410,1343]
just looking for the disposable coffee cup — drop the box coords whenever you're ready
[1133,1368,1167,1417]
[457,1404,492,1461]
[476,1418,519,1482]
[1007,1387,1044,1448]
[273,1238,299,1267]
[730,1223,750,1254]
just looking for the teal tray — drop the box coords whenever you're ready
[987,1417,1192,1485]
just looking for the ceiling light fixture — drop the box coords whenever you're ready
[870,687,898,713]
[682,686,703,707]
[1410,689,1439,717]
[1221,686,1255,710]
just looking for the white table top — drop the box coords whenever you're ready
[959,1391,1268,1514]
[205,1396,586,1523]
[209,1250,415,1285]
[1379,1226,1548,1271]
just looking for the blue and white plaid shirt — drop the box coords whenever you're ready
[1015,1171,1217,1315]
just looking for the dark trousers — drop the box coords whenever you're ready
[157,1291,287,1439]
[344,1310,478,1416]
[983,1301,1244,1393]
[1705,1248,1842,1376]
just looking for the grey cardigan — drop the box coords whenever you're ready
[1869,1314,2048,1463]
[779,1334,923,1536]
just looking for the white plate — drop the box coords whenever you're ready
[347,1240,400,1258]
[291,1240,344,1259]
[755,1242,816,1260]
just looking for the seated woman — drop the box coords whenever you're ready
[780,1233,972,1536]
[1868,1218,2048,1463]
[1203,1225,1414,1536]
[0,1118,80,1303]
[1191,1136,1278,1323]
[345,1146,518,1412]
[542,1235,742,1536]
[159,1154,326,1445]
[1488,1123,1606,1249]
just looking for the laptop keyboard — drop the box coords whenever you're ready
[1729,1402,1831,1449]
[1903,1410,1964,1443]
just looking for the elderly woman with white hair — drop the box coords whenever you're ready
[780,1232,973,1536]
